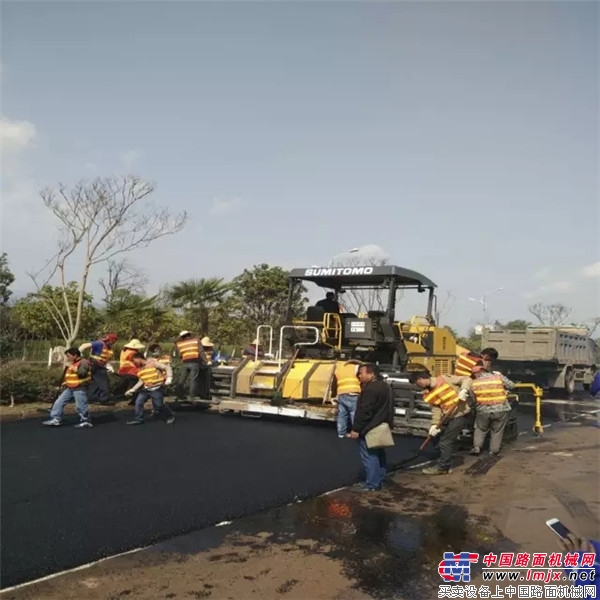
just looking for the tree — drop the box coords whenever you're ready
[103,289,185,341]
[12,283,100,341]
[528,303,572,326]
[28,176,187,345]
[209,296,254,351]
[331,246,390,314]
[166,278,232,335]
[232,264,308,334]
[456,328,482,353]
[491,319,531,330]
[0,253,15,306]
[99,258,148,304]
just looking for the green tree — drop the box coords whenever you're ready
[166,278,232,335]
[0,253,15,306]
[209,296,254,351]
[456,328,482,353]
[12,283,101,341]
[231,264,308,333]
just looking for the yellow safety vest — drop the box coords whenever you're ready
[137,364,166,388]
[156,354,171,366]
[472,375,507,405]
[176,338,200,361]
[63,359,92,388]
[454,353,479,376]
[335,363,361,395]
[423,376,460,412]
[91,342,114,366]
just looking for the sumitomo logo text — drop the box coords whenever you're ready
[304,267,374,276]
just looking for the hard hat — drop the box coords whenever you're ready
[179,330,191,338]
[124,339,145,350]
[201,336,214,347]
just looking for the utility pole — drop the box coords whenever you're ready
[469,287,503,344]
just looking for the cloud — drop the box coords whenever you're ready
[119,149,140,170]
[523,279,575,299]
[1,117,37,158]
[533,266,552,281]
[581,261,600,279]
[210,197,245,215]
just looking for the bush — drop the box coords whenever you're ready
[0,361,65,404]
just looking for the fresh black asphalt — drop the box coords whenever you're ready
[0,401,575,589]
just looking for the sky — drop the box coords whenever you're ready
[1,0,599,335]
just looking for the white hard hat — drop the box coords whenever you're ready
[179,330,191,338]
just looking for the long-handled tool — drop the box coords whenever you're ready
[392,406,458,471]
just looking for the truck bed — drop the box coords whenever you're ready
[482,328,594,364]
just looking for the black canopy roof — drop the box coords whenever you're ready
[288,265,436,289]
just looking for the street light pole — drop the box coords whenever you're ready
[468,287,503,343]
[328,247,359,267]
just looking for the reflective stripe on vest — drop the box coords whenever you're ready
[454,353,479,376]
[137,365,166,388]
[63,359,91,388]
[472,375,507,405]
[423,376,460,411]
[91,342,113,366]
[176,338,200,361]
[335,363,361,395]
[156,355,171,365]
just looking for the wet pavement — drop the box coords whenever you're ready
[0,393,598,592]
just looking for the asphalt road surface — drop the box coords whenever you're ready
[0,399,595,588]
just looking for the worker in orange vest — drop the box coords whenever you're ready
[125,352,175,425]
[409,369,472,475]
[454,352,482,377]
[174,331,210,400]
[332,359,363,438]
[43,348,93,428]
[116,338,146,403]
[79,332,118,405]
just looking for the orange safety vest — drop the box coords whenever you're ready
[63,359,92,388]
[454,353,480,376]
[90,341,114,366]
[423,376,460,412]
[156,354,171,366]
[118,349,138,375]
[137,363,166,388]
[176,337,200,361]
[335,363,361,395]
[471,375,507,405]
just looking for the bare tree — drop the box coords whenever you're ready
[332,246,391,314]
[99,258,149,304]
[569,317,600,338]
[28,176,188,346]
[527,303,572,326]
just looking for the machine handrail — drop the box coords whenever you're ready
[255,325,274,361]
[278,325,320,368]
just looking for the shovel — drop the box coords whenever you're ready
[392,406,458,471]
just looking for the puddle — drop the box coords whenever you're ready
[142,481,515,599]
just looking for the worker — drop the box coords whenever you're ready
[199,337,215,400]
[454,351,482,377]
[243,338,264,360]
[348,363,394,491]
[125,352,175,425]
[147,343,172,366]
[79,333,117,405]
[43,348,93,428]
[116,338,146,403]
[174,331,211,401]
[408,369,472,475]
[590,365,600,399]
[332,359,362,438]
[469,362,515,457]
[316,292,340,314]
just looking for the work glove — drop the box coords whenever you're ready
[458,389,469,402]
[429,425,441,437]
[106,364,114,374]
[165,377,172,386]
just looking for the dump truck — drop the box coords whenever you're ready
[481,327,598,394]
[210,265,518,441]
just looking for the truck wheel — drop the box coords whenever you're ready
[564,369,575,396]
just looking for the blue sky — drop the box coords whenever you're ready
[1,0,598,334]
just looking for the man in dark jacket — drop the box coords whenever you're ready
[349,363,394,491]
